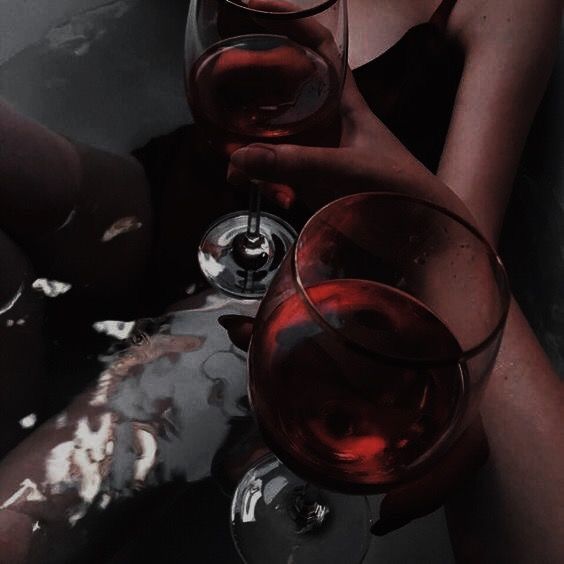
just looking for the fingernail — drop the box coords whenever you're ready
[370,517,412,536]
[231,145,276,175]
[217,315,240,330]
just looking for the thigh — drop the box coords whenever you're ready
[25,144,154,317]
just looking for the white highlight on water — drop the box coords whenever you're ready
[92,320,135,340]
[32,278,72,298]
[44,413,114,508]
[102,216,143,242]
[55,413,68,429]
[89,371,114,407]
[133,428,158,482]
[19,413,37,429]
[0,479,46,509]
[68,507,87,527]
[98,493,112,510]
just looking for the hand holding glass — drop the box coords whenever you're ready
[184,0,348,298]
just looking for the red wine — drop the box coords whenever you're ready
[187,34,341,155]
[249,279,466,491]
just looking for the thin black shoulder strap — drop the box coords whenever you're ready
[429,0,458,30]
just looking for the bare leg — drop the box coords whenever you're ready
[0,99,153,312]
[0,99,155,457]
[0,291,255,563]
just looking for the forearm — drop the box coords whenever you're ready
[431,80,564,564]
[446,300,564,563]
[431,162,564,562]
[398,121,564,561]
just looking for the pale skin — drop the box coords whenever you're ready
[0,0,563,562]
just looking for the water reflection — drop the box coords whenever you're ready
[0,290,257,562]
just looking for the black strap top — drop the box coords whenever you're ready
[353,0,463,171]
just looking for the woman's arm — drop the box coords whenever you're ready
[435,1,564,561]
[439,0,562,243]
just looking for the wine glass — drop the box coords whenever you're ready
[231,193,510,563]
[184,0,348,298]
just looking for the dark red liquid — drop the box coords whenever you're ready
[188,34,341,155]
[249,279,466,491]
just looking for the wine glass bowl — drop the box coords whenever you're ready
[248,193,510,493]
[185,0,348,153]
[185,0,348,298]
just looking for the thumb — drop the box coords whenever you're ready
[230,143,356,189]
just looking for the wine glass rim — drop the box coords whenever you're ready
[291,192,511,366]
[223,0,340,20]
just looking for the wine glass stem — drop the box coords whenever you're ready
[230,181,275,273]
[247,181,262,237]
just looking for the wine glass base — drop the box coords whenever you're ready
[231,455,372,564]
[198,211,297,299]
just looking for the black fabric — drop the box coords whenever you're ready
[354,21,464,172]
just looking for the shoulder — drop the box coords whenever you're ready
[448,0,561,54]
